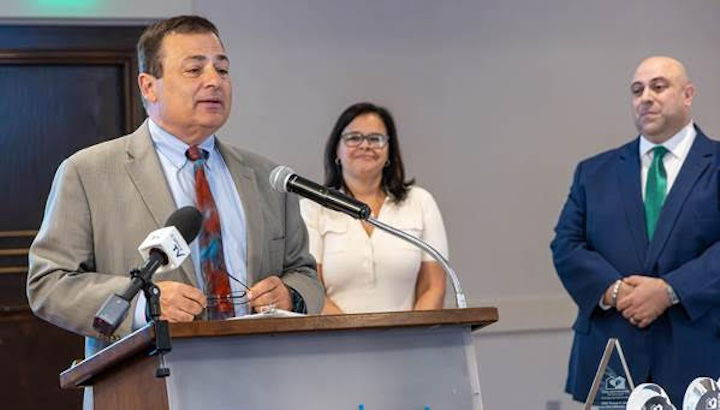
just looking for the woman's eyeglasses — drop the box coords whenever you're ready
[340,132,389,148]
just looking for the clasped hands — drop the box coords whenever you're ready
[155,275,292,322]
[604,276,672,329]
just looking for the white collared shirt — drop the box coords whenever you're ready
[300,186,448,313]
[639,121,696,200]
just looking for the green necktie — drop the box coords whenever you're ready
[645,146,669,239]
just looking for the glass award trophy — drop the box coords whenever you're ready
[584,338,634,410]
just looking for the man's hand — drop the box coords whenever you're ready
[248,275,292,312]
[156,281,206,322]
[616,275,671,328]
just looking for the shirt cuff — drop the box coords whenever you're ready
[666,284,680,305]
[132,293,149,330]
[598,296,612,310]
[287,286,307,314]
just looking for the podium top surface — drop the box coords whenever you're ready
[60,307,497,389]
[172,306,497,337]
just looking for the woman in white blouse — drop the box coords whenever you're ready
[300,102,448,314]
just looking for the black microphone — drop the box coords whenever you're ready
[166,206,204,243]
[93,206,203,336]
[135,206,203,278]
[269,165,371,220]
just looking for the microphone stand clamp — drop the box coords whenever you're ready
[134,267,172,378]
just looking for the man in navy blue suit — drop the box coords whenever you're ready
[552,56,720,406]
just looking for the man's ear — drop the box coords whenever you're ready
[683,82,696,106]
[138,73,159,103]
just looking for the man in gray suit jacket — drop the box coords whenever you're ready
[27,16,323,358]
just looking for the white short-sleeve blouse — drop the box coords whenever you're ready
[300,186,448,313]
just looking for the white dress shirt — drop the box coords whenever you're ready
[301,186,448,313]
[639,121,696,200]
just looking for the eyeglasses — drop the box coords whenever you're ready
[340,132,389,148]
[205,271,251,314]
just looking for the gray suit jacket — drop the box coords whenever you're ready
[27,121,323,357]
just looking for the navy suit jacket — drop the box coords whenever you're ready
[551,126,720,406]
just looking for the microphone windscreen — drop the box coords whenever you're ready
[683,377,720,410]
[269,165,294,193]
[165,206,203,243]
[628,383,675,409]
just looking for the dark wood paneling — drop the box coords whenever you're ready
[1,310,85,409]
[0,24,145,410]
[0,25,147,50]
[0,52,137,231]
[0,273,29,306]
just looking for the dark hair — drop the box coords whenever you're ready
[323,102,414,203]
[137,15,221,78]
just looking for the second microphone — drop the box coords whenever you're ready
[269,165,371,220]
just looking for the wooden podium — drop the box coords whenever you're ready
[61,308,498,410]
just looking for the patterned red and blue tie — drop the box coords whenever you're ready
[186,145,235,320]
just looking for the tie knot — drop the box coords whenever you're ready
[186,146,209,162]
[651,145,669,161]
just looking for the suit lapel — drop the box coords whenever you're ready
[123,120,198,286]
[644,130,714,270]
[617,139,649,267]
[217,141,263,284]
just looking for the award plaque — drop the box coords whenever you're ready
[584,338,635,410]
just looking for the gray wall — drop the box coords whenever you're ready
[196,0,720,319]
[6,1,720,408]
[192,2,720,408]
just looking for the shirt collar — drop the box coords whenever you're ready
[148,118,217,169]
[639,121,696,160]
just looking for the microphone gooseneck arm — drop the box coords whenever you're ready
[365,216,467,309]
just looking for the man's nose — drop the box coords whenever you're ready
[640,87,654,103]
[204,67,223,86]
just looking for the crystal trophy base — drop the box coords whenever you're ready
[585,338,635,410]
